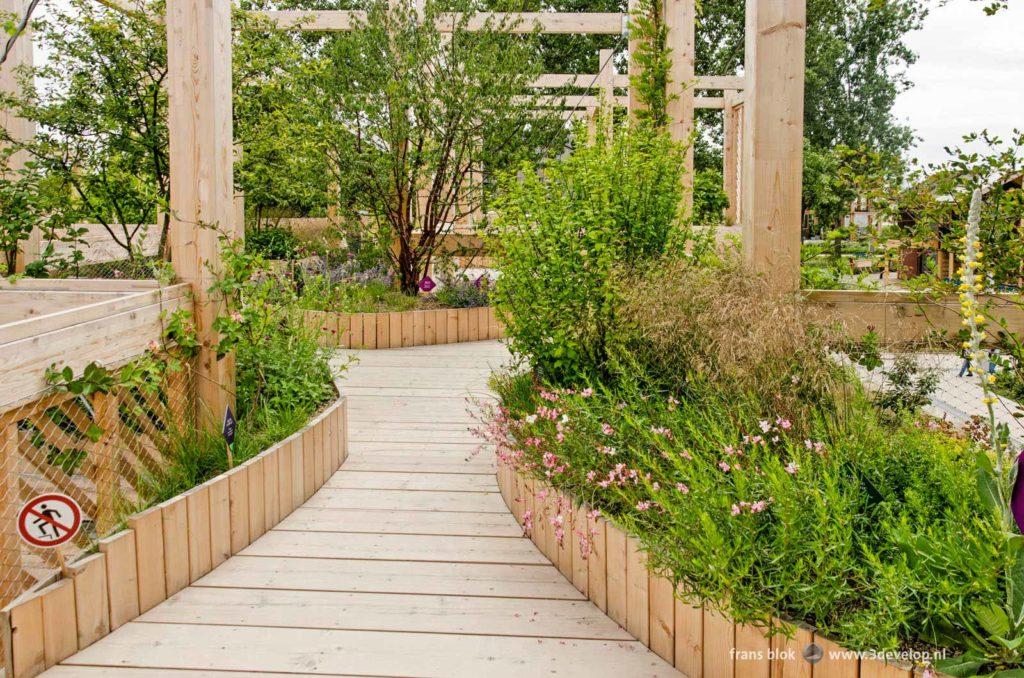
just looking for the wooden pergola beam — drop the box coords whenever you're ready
[695,75,745,91]
[531,73,630,89]
[259,10,628,34]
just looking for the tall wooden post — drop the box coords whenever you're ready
[166,0,236,427]
[627,0,645,118]
[664,0,696,217]
[722,91,739,225]
[597,48,615,142]
[0,0,38,272]
[1,422,23,607]
[741,0,805,291]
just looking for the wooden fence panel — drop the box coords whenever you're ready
[97,530,140,630]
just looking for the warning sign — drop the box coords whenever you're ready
[17,494,82,548]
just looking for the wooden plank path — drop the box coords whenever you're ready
[45,341,677,677]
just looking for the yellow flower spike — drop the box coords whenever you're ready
[975,315,986,323]
[963,341,972,349]
[988,375,997,384]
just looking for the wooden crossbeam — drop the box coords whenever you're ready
[530,73,630,89]
[523,94,629,109]
[695,75,745,91]
[259,10,628,34]
[694,97,725,110]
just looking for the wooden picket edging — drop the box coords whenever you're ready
[0,394,348,678]
[304,306,504,349]
[496,463,920,678]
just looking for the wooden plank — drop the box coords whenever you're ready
[674,595,703,677]
[702,607,735,678]
[8,594,44,678]
[314,414,327,487]
[571,504,589,596]
[734,623,770,678]
[97,530,140,630]
[61,623,679,676]
[447,309,459,343]
[126,508,165,614]
[467,307,481,341]
[375,312,388,349]
[389,312,402,349]
[206,474,232,569]
[277,506,522,537]
[325,471,496,492]
[423,310,436,345]
[435,309,448,344]
[198,556,585,600]
[338,314,352,348]
[247,456,267,541]
[339,399,349,464]
[277,439,295,518]
[859,656,913,678]
[228,465,250,555]
[302,427,316,499]
[241,530,549,565]
[347,314,362,349]
[625,535,649,644]
[261,10,627,34]
[648,574,674,663]
[770,619,812,678]
[588,514,608,612]
[291,434,305,508]
[264,447,281,528]
[605,523,627,627]
[160,496,190,596]
[40,579,78,668]
[67,553,110,649]
[401,311,414,347]
[723,90,739,224]
[184,486,212,582]
[306,488,507,513]
[138,586,632,640]
[813,634,858,678]
[557,495,573,580]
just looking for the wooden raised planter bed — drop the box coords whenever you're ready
[497,463,921,678]
[1,394,349,678]
[304,306,504,349]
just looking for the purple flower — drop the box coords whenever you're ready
[419,275,437,292]
[474,275,484,289]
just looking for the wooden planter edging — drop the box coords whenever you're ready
[304,306,504,349]
[497,463,921,678]
[1,395,349,678]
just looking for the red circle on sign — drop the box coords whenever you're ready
[18,494,83,548]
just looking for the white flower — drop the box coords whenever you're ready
[525,414,537,424]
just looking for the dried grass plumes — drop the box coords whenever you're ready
[615,258,843,426]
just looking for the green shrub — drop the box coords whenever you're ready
[491,124,710,385]
[246,225,300,260]
[486,372,996,659]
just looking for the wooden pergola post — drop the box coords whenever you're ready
[597,48,615,141]
[166,0,236,427]
[1,0,39,272]
[664,0,696,217]
[627,0,645,118]
[722,91,739,225]
[741,0,806,291]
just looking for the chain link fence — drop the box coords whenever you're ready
[0,355,195,618]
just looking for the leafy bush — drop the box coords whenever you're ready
[491,124,709,385]
[693,167,729,226]
[431,273,490,309]
[485,368,998,661]
[246,225,300,260]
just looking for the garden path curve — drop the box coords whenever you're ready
[42,340,677,677]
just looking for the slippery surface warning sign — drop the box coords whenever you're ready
[17,493,82,548]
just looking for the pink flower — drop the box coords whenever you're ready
[230,310,244,323]
[580,388,594,397]
[785,461,799,475]
[636,501,652,511]
[680,449,693,460]
[731,504,743,516]
[776,418,792,431]
[718,461,731,472]
[601,422,615,436]
[147,339,161,352]
[759,420,772,433]
[750,500,768,513]
[676,483,689,494]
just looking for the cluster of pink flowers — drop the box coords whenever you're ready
[785,461,799,475]
[598,445,617,456]
[601,422,615,436]
[542,451,568,476]
[803,439,827,455]
[676,483,690,494]
[592,463,647,489]
[650,426,673,438]
[731,498,772,515]
[539,390,560,403]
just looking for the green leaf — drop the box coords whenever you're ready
[935,652,987,677]
[972,600,1011,638]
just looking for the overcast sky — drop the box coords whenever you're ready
[892,1,1024,168]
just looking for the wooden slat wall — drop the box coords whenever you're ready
[305,307,505,349]
[1,396,348,678]
[498,465,918,678]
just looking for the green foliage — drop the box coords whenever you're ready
[246,226,300,261]
[489,366,1004,662]
[491,123,700,385]
[210,237,336,418]
[627,0,671,129]
[874,355,941,417]
[693,168,729,226]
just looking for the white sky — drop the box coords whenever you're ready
[892,1,1024,168]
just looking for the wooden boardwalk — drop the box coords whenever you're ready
[44,341,677,677]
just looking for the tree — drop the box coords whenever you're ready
[311,0,566,295]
